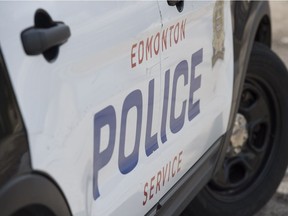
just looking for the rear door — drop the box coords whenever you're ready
[0,2,163,215]
[154,0,234,199]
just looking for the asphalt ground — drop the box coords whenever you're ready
[254,2,288,216]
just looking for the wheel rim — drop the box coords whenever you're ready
[208,74,279,201]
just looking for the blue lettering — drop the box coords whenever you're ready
[118,90,143,174]
[93,105,117,200]
[188,48,203,121]
[145,79,159,156]
[161,70,170,143]
[170,60,188,133]
[93,49,204,200]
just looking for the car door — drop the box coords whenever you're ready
[0,2,163,215]
[155,0,234,196]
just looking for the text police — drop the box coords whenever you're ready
[93,48,203,200]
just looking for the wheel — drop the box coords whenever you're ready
[183,42,288,216]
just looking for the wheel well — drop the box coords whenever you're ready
[0,174,71,216]
[12,204,56,216]
[254,15,271,48]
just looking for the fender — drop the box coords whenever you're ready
[0,49,71,216]
[0,48,31,187]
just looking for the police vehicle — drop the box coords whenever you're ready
[1,1,288,216]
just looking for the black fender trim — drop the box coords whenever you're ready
[214,1,271,173]
[0,173,72,216]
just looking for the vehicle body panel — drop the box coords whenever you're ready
[0,2,162,215]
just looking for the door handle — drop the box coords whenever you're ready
[21,23,71,56]
[167,0,184,12]
[167,0,181,6]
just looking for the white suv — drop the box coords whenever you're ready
[0,1,287,216]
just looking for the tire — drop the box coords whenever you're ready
[183,42,288,216]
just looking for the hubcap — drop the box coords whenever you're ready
[230,113,249,155]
